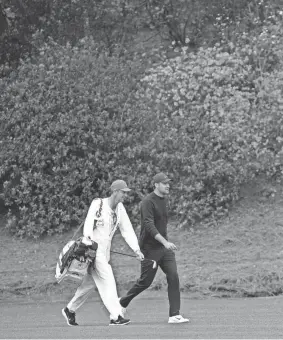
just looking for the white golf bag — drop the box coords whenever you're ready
[55,236,98,283]
[55,199,103,283]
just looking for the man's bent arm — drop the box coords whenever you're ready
[141,199,160,238]
[118,203,140,252]
[154,233,168,246]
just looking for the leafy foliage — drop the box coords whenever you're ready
[0,37,147,238]
[141,0,269,47]
[0,0,140,76]
[1,0,283,238]
[130,10,283,226]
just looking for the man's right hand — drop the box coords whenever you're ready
[164,241,177,251]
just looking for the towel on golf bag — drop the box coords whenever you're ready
[55,236,98,283]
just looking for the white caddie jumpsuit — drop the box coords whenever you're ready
[67,198,140,320]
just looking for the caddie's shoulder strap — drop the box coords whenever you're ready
[71,198,103,240]
[96,198,103,218]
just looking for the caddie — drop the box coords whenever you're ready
[62,179,144,326]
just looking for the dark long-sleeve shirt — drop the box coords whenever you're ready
[139,192,168,249]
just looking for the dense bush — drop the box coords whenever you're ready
[0,37,148,238]
[127,12,283,226]
[1,2,283,238]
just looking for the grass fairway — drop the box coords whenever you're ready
[1,178,283,301]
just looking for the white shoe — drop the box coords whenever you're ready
[168,315,190,324]
[118,298,127,318]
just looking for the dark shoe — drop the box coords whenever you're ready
[109,315,130,326]
[62,307,79,326]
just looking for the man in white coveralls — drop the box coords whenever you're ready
[62,179,144,326]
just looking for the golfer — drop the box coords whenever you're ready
[62,179,144,326]
[119,173,189,324]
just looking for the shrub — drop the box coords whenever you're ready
[0,37,145,238]
[130,16,283,226]
[131,47,255,225]
[1,10,283,237]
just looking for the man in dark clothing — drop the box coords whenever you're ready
[119,173,189,324]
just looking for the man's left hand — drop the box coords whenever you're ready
[135,250,144,261]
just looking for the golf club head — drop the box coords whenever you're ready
[152,260,157,269]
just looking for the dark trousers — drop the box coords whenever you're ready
[120,247,180,317]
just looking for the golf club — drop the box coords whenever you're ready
[110,250,157,269]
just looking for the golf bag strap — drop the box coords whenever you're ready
[71,198,103,240]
